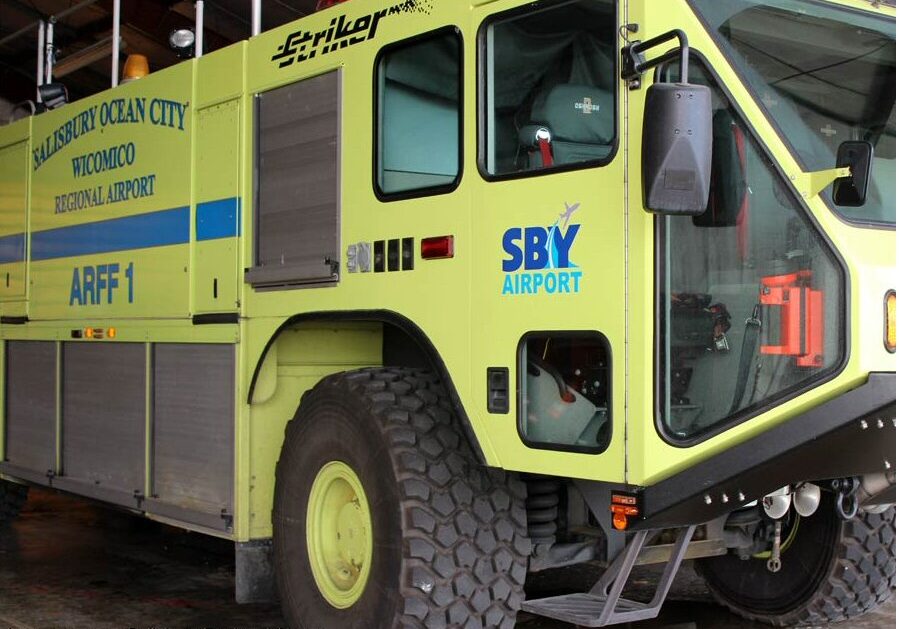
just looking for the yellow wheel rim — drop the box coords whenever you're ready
[306,460,373,609]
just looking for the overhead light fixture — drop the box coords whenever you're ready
[38,82,69,110]
[169,28,196,58]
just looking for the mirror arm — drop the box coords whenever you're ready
[622,29,689,86]
[795,166,852,199]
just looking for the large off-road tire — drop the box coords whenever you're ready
[273,368,530,629]
[0,480,28,522]
[699,500,895,626]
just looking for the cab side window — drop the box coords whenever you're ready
[657,59,844,442]
[482,0,616,177]
[376,30,462,198]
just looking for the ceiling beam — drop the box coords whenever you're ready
[0,0,78,50]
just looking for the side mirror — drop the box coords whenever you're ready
[622,30,713,215]
[833,140,873,207]
[642,82,713,215]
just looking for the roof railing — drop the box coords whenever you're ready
[2,0,267,102]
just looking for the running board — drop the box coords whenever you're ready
[521,525,696,627]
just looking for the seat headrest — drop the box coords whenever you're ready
[531,84,614,144]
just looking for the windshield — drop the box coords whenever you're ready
[691,0,896,226]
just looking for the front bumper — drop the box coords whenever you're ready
[635,373,896,529]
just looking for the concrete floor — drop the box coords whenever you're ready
[0,489,894,629]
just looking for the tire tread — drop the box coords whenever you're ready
[706,507,896,627]
[276,367,530,628]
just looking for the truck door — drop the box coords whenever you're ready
[0,138,29,313]
[194,99,241,315]
[470,0,627,482]
[630,40,845,471]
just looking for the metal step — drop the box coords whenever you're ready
[522,593,655,627]
[521,525,696,627]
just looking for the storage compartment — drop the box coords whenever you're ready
[149,344,235,530]
[4,341,57,475]
[60,342,146,505]
[246,70,341,288]
[0,141,29,302]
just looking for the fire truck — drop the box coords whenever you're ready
[0,0,895,626]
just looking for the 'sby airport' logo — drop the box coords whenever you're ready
[271,0,432,68]
[501,202,583,296]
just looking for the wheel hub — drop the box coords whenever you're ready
[306,461,373,609]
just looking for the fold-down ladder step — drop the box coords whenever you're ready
[521,525,696,627]
[522,593,653,627]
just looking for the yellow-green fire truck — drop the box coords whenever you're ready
[0,0,895,626]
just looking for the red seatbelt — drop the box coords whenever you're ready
[732,124,750,261]
[537,136,554,167]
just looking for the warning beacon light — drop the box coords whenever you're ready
[122,54,150,83]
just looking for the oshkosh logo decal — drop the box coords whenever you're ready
[501,203,583,296]
[271,0,432,68]
[575,97,600,114]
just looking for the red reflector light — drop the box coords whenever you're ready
[421,236,454,260]
[612,511,629,531]
[611,494,637,506]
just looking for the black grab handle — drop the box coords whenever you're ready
[622,29,690,84]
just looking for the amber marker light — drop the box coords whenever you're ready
[610,494,640,531]
[886,290,896,353]
[108,328,117,339]
[84,327,94,339]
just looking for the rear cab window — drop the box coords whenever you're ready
[480,0,617,179]
[375,29,463,200]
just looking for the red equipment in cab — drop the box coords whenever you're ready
[759,270,824,368]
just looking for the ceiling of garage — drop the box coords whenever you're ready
[2,0,895,108]
[0,0,320,105]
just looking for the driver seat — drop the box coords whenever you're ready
[519,83,614,169]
